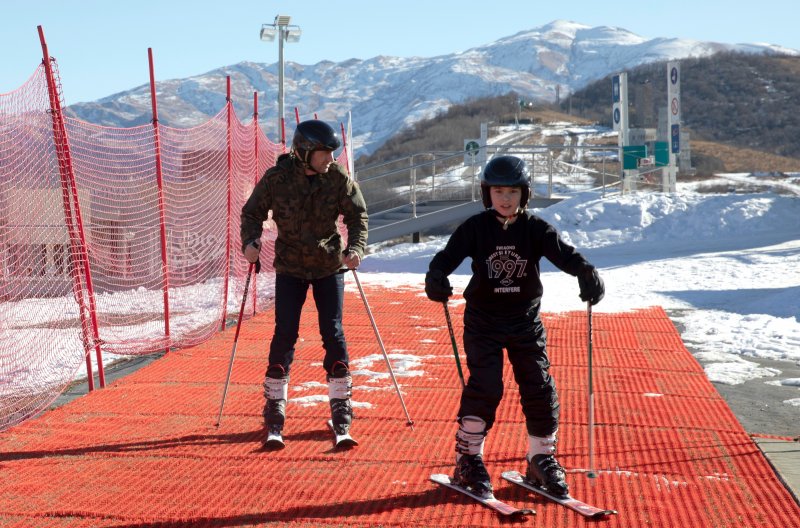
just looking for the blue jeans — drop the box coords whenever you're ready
[268,272,348,375]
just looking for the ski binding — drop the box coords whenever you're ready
[430,473,534,517]
[501,470,616,519]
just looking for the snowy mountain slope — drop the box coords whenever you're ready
[66,20,798,155]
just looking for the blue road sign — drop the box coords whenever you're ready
[671,124,680,153]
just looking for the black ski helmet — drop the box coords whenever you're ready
[292,119,342,164]
[480,155,530,209]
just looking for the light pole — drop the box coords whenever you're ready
[260,15,302,143]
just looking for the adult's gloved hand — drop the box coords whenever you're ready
[425,269,453,302]
[244,240,262,274]
[578,266,604,305]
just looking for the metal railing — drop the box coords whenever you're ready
[355,144,623,217]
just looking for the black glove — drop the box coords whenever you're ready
[244,240,262,274]
[578,266,604,305]
[425,269,452,302]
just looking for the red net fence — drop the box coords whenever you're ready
[0,56,352,431]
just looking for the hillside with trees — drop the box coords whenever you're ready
[561,52,800,161]
[357,53,800,176]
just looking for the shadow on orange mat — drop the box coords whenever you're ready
[0,285,797,527]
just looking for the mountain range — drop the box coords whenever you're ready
[65,20,798,157]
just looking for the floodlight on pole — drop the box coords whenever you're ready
[260,14,301,142]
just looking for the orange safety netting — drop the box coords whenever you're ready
[0,293,797,527]
[0,59,357,431]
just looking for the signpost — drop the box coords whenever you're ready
[463,139,480,165]
[464,139,481,200]
[665,61,681,192]
[612,72,633,191]
[612,62,683,194]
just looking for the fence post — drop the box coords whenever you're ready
[431,154,436,200]
[602,157,606,197]
[471,158,476,201]
[38,26,105,389]
[148,48,171,354]
[221,76,232,331]
[410,155,417,218]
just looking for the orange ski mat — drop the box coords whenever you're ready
[0,284,797,527]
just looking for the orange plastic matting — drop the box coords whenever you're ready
[0,285,797,527]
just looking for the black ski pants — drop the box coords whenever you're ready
[267,272,348,376]
[458,303,559,437]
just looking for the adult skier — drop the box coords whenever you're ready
[241,119,368,447]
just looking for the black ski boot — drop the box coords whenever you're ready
[262,365,288,448]
[453,454,493,498]
[526,454,569,497]
[327,362,353,436]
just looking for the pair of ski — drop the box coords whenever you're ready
[263,419,358,450]
[430,470,617,519]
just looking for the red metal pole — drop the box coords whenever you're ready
[294,107,300,124]
[38,26,104,389]
[148,48,171,353]
[65,131,106,389]
[280,116,286,148]
[251,91,259,315]
[221,76,232,331]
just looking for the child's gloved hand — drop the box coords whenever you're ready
[425,269,453,302]
[578,266,605,305]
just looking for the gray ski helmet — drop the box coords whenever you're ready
[480,155,530,209]
[292,119,342,164]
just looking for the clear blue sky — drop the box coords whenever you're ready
[3,0,797,104]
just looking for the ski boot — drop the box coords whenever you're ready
[327,361,353,437]
[453,453,493,498]
[262,364,288,449]
[526,453,569,497]
[452,415,492,498]
[525,432,568,497]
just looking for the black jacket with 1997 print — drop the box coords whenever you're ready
[428,210,592,314]
[240,154,368,280]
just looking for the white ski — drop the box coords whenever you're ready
[326,419,358,449]
[501,470,616,519]
[430,473,534,517]
[262,430,285,450]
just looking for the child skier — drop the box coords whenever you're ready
[424,155,604,498]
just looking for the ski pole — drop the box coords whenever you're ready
[442,302,466,388]
[215,263,255,427]
[587,301,597,479]
[351,269,415,430]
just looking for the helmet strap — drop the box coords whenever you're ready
[292,149,316,172]
[491,208,521,230]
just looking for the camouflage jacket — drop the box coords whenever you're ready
[241,153,368,279]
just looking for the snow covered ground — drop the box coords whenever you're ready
[357,173,800,416]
